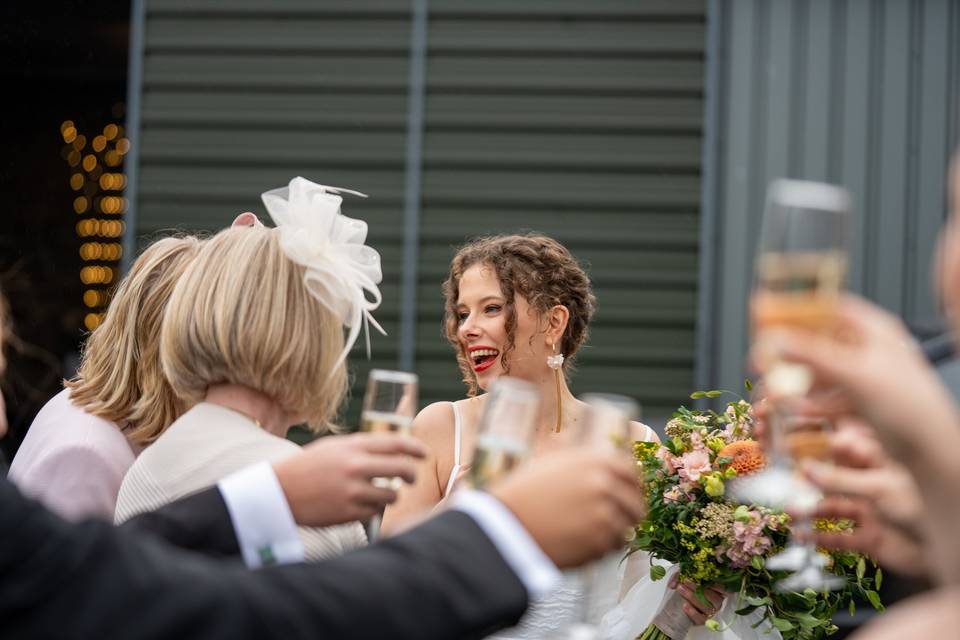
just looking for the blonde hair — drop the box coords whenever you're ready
[159,227,347,432]
[66,236,202,447]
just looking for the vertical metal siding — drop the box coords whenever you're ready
[699,0,960,391]
[415,1,706,419]
[131,0,707,423]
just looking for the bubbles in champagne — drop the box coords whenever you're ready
[468,433,528,489]
[360,410,413,435]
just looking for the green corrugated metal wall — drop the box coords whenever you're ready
[132,0,706,424]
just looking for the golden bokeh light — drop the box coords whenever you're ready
[83,289,103,308]
[67,150,81,167]
[116,138,131,155]
[84,313,103,331]
[60,120,75,134]
[62,127,77,144]
[100,196,128,215]
[82,154,97,172]
[73,196,89,214]
[79,242,101,260]
[99,172,127,191]
[104,150,121,167]
[92,135,107,153]
[103,123,119,140]
[70,173,84,191]
[80,266,115,285]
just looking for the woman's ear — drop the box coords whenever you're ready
[545,304,570,347]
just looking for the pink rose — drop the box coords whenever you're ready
[678,449,712,482]
[655,446,677,474]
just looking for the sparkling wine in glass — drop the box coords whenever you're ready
[360,369,418,489]
[468,377,539,490]
[751,179,851,397]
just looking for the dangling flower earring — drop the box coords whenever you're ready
[546,343,565,433]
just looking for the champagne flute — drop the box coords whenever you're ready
[765,413,845,591]
[360,369,418,540]
[752,179,850,396]
[360,369,419,487]
[741,178,852,591]
[567,394,639,639]
[467,377,539,491]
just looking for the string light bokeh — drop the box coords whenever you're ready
[60,119,129,331]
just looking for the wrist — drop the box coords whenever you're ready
[271,460,303,525]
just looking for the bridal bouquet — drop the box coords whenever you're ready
[630,387,883,640]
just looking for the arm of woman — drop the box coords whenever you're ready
[380,402,453,536]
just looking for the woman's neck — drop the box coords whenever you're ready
[532,369,583,440]
[204,383,291,438]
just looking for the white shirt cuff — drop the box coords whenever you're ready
[451,489,561,599]
[217,461,304,569]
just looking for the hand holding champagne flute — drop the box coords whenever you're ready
[746,179,852,591]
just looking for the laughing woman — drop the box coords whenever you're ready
[381,234,680,638]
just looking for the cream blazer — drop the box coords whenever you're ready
[114,402,366,560]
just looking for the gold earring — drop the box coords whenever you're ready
[546,343,564,432]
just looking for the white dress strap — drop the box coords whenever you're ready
[644,423,656,443]
[443,402,463,498]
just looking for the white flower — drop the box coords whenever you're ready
[546,353,565,370]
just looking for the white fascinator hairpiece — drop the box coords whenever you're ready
[261,176,386,368]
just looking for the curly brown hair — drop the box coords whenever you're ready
[442,234,597,396]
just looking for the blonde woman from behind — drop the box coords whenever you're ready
[115,179,385,560]
[8,236,202,520]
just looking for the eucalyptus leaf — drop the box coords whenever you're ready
[875,567,883,590]
[856,557,866,581]
[705,390,723,398]
[795,612,822,629]
[771,617,794,632]
[690,391,706,399]
[744,378,753,391]
[865,590,883,611]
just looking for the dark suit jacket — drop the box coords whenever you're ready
[0,478,528,639]
[119,484,242,560]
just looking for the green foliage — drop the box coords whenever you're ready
[631,392,884,640]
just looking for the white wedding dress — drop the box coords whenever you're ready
[444,403,781,640]
[489,553,781,640]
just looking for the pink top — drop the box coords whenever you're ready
[8,388,137,521]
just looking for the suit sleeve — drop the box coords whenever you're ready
[119,485,241,560]
[0,478,528,640]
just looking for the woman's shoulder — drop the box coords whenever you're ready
[631,420,660,444]
[10,389,130,475]
[411,401,457,441]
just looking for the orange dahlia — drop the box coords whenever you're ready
[718,440,766,476]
